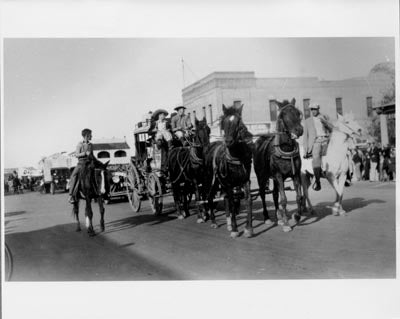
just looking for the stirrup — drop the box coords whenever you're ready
[312,182,321,191]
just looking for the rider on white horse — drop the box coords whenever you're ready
[303,104,333,191]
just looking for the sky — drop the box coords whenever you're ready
[3,37,395,168]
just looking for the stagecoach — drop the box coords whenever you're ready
[124,121,172,215]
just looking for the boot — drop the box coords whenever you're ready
[313,167,322,191]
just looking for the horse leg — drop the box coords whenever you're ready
[73,201,81,232]
[229,192,239,238]
[183,186,190,218]
[243,181,253,238]
[326,173,341,216]
[272,179,280,224]
[208,184,218,229]
[172,184,184,219]
[259,177,272,225]
[276,175,291,232]
[85,198,95,236]
[194,180,205,224]
[337,174,347,215]
[303,173,315,215]
[98,196,105,232]
[292,173,303,223]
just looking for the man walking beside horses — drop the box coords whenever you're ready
[303,103,332,191]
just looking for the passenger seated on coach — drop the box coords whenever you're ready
[151,109,173,150]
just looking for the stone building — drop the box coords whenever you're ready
[182,62,394,137]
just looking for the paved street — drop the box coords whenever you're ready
[4,180,396,281]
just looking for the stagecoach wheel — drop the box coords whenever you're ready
[125,176,141,213]
[126,164,142,213]
[50,182,55,195]
[148,172,163,215]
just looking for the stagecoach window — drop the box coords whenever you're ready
[303,99,311,119]
[269,100,277,121]
[98,151,110,159]
[114,150,127,158]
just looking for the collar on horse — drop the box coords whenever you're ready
[272,133,300,176]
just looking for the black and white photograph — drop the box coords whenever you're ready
[1,1,399,319]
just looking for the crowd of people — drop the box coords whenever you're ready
[351,142,395,182]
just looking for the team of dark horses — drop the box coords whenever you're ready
[74,99,306,237]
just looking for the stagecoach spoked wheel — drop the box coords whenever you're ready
[147,172,163,215]
[126,176,141,213]
[126,163,141,213]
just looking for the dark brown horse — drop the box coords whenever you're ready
[253,99,304,232]
[72,157,110,236]
[168,117,210,221]
[203,104,254,238]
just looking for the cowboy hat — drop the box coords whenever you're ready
[174,106,186,111]
[309,103,320,110]
[152,109,169,120]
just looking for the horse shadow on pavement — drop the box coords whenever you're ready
[103,204,178,234]
[295,197,386,227]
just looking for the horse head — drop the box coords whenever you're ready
[220,104,253,148]
[336,113,363,138]
[194,117,211,147]
[275,98,303,139]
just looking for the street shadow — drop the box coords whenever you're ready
[103,208,178,234]
[295,197,386,227]
[5,223,186,281]
[5,210,27,217]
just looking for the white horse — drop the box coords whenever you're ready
[300,113,363,216]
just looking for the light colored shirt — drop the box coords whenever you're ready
[171,114,192,132]
[156,119,168,131]
[313,115,326,137]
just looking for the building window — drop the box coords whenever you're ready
[209,104,213,124]
[114,150,127,158]
[269,100,277,121]
[366,97,373,117]
[336,97,343,116]
[303,99,311,119]
[98,151,110,159]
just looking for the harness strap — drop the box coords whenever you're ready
[170,148,191,185]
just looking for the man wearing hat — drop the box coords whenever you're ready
[303,103,332,191]
[171,106,193,143]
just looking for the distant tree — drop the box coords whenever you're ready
[367,78,395,145]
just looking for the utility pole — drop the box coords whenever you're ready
[181,57,185,88]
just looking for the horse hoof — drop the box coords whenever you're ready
[282,225,292,233]
[293,214,301,223]
[277,220,284,226]
[265,219,274,226]
[88,229,96,237]
[230,231,239,238]
[244,228,253,238]
[211,223,218,229]
[197,218,205,224]
[178,215,185,220]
